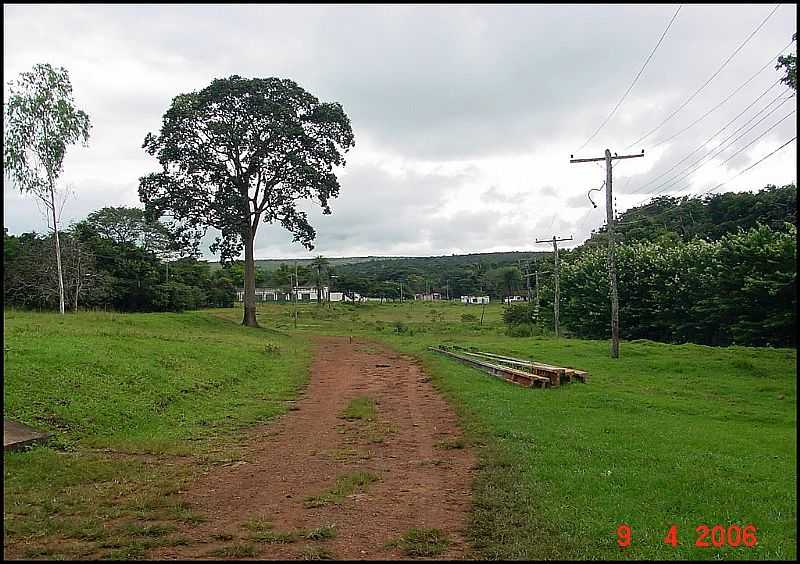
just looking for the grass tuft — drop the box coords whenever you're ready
[241,516,274,532]
[340,396,377,421]
[300,544,335,560]
[435,436,467,449]
[388,527,450,557]
[303,524,337,540]
[207,542,258,558]
[304,471,379,508]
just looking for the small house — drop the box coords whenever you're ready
[460,295,490,305]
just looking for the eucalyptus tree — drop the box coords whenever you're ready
[4,63,91,314]
[139,76,354,326]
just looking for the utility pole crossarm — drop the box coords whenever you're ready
[570,150,644,163]
[569,156,606,163]
[610,152,646,160]
[535,236,573,244]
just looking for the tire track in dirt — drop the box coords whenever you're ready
[151,335,475,560]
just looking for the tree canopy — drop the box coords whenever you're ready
[139,75,354,325]
[4,63,91,198]
[776,33,796,91]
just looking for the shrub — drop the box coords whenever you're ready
[502,303,536,326]
[506,323,536,338]
[152,282,197,312]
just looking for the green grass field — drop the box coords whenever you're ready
[3,302,797,560]
[242,300,797,560]
[3,309,312,559]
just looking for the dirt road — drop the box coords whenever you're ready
[153,336,475,559]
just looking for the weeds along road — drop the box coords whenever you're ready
[151,335,475,560]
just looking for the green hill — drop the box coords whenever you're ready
[206,255,410,271]
[206,251,549,272]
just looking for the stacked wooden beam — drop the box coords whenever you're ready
[428,345,588,389]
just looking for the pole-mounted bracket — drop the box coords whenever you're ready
[587,181,606,208]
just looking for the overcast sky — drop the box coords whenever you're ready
[3,3,797,259]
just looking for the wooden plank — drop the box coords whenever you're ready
[571,370,589,383]
[429,347,550,388]
[4,419,50,451]
[447,346,589,384]
[457,350,562,386]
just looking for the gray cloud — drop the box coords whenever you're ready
[3,3,796,259]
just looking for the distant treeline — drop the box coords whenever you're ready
[586,183,796,246]
[3,184,796,346]
[4,207,237,313]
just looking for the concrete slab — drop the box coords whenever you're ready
[4,419,51,451]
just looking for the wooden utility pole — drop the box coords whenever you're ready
[535,235,572,338]
[570,148,644,358]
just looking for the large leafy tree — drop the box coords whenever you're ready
[3,63,91,314]
[139,76,354,326]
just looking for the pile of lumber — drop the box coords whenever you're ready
[428,345,588,389]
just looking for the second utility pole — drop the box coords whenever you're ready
[570,148,644,358]
[535,235,572,338]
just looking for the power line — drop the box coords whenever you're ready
[636,92,795,197]
[648,39,796,150]
[576,4,682,152]
[627,79,785,194]
[623,3,782,150]
[611,133,797,229]
[700,136,797,196]
[630,107,795,209]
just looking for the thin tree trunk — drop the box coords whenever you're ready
[242,231,258,327]
[49,183,65,315]
[74,247,81,313]
[317,266,322,305]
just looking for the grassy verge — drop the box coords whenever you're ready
[3,309,312,560]
[385,332,797,559]
[241,300,796,560]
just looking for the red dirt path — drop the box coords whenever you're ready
[152,336,475,560]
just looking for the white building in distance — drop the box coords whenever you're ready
[461,295,490,305]
[235,287,363,303]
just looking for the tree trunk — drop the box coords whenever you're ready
[242,232,259,327]
[49,184,65,315]
[74,248,81,313]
